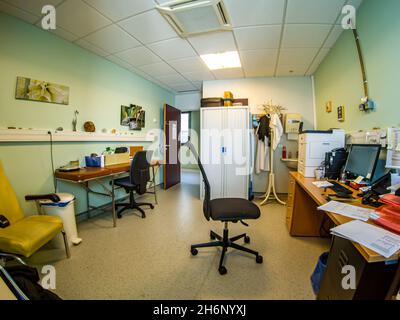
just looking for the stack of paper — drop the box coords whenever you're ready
[331,220,400,258]
[312,181,334,188]
[318,201,373,222]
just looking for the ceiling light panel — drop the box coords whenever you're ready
[201,51,241,70]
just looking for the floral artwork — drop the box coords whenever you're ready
[15,76,69,105]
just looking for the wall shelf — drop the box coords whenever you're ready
[0,129,155,143]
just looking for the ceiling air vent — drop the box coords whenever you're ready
[156,0,232,37]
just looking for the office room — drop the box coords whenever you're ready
[0,0,399,307]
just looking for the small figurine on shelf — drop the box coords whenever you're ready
[72,110,79,131]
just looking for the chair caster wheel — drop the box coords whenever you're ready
[256,255,263,264]
[210,231,216,240]
[244,236,250,244]
[141,214,146,219]
[150,205,154,209]
[219,266,227,275]
[117,214,122,219]
[191,248,198,256]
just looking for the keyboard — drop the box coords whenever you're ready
[328,181,353,195]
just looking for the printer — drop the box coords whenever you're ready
[298,129,345,178]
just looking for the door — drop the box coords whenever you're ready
[200,108,224,199]
[164,104,181,190]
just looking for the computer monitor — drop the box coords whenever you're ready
[344,144,381,181]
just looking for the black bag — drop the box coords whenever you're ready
[5,265,62,300]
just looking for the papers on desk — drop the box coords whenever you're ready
[331,220,400,258]
[312,181,334,188]
[317,201,373,222]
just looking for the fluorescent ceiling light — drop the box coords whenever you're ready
[200,51,241,70]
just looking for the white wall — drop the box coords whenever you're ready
[175,92,201,111]
[203,77,315,193]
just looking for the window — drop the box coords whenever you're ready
[181,112,190,144]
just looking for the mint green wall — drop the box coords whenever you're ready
[0,14,174,214]
[314,0,400,131]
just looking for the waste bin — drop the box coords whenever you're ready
[310,252,329,296]
[40,193,82,248]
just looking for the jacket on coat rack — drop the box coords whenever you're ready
[255,116,271,174]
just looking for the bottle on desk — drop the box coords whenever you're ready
[282,145,287,159]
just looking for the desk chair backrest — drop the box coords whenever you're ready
[0,161,24,224]
[130,150,153,195]
[185,142,211,221]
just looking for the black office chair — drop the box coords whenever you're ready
[185,142,263,275]
[114,151,154,219]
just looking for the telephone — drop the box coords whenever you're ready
[361,172,392,207]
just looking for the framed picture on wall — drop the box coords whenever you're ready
[120,105,145,130]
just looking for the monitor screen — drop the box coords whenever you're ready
[344,144,381,181]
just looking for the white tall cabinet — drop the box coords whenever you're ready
[200,107,251,200]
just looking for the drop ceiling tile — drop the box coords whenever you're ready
[306,48,331,75]
[234,25,281,50]
[106,55,134,70]
[240,49,277,77]
[224,0,285,27]
[4,0,64,17]
[192,81,203,90]
[212,68,244,80]
[286,0,346,24]
[50,26,80,42]
[34,19,80,41]
[75,39,109,56]
[157,73,187,85]
[129,66,154,80]
[245,67,275,78]
[282,24,332,48]
[188,31,237,55]
[240,49,277,66]
[0,1,39,23]
[168,56,208,74]
[137,61,176,77]
[276,65,309,77]
[182,70,215,82]
[148,38,196,61]
[83,24,141,54]
[324,25,344,48]
[83,0,155,22]
[56,0,112,37]
[279,48,319,66]
[118,9,177,44]
[169,82,197,92]
[116,46,161,67]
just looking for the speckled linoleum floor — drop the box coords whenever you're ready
[26,170,330,300]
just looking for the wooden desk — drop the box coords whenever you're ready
[288,172,400,299]
[55,160,161,227]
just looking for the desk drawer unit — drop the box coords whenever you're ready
[286,176,296,231]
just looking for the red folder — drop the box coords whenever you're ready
[372,195,400,234]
